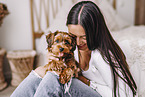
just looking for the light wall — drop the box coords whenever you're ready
[0,0,32,51]
[116,0,136,25]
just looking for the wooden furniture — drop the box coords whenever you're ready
[30,0,63,50]
[135,0,145,25]
[30,0,77,50]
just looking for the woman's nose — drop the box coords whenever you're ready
[76,37,81,45]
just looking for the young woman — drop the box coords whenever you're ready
[11,1,137,97]
[66,1,137,97]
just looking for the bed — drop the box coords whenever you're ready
[30,0,145,96]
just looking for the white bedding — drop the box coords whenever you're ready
[36,0,145,96]
[111,26,145,96]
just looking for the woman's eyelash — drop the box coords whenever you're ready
[80,36,86,40]
[82,37,86,39]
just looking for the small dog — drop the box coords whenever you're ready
[44,31,80,84]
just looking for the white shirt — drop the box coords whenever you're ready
[74,48,135,97]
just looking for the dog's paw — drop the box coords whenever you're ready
[74,68,80,78]
[59,68,74,84]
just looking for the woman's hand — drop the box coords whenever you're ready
[34,52,61,78]
[47,52,59,62]
[78,74,98,91]
[34,66,48,78]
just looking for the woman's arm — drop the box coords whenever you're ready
[34,66,48,78]
[93,51,113,89]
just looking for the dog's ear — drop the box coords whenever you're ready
[54,30,59,36]
[46,32,54,51]
[70,35,76,52]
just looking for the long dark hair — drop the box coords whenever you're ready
[66,1,137,97]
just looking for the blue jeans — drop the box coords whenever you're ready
[11,71,101,97]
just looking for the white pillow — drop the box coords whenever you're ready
[45,18,68,33]
[98,0,130,31]
[77,0,102,4]
[44,0,74,33]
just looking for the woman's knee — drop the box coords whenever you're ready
[69,78,102,97]
[34,71,64,97]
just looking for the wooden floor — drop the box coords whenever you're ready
[0,85,16,97]
[0,79,16,97]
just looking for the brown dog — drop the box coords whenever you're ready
[44,31,80,84]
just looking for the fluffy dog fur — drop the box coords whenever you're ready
[44,31,80,84]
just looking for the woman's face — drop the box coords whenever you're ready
[68,24,89,51]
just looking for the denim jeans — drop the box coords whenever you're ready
[11,71,101,97]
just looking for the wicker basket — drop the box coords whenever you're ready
[7,50,36,86]
[0,48,7,90]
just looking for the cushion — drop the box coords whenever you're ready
[98,0,130,31]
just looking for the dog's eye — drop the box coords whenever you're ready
[65,40,70,45]
[55,40,59,43]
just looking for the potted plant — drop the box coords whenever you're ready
[0,2,9,90]
[0,3,9,26]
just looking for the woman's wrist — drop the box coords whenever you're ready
[89,81,98,90]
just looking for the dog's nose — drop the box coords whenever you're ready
[59,47,64,52]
